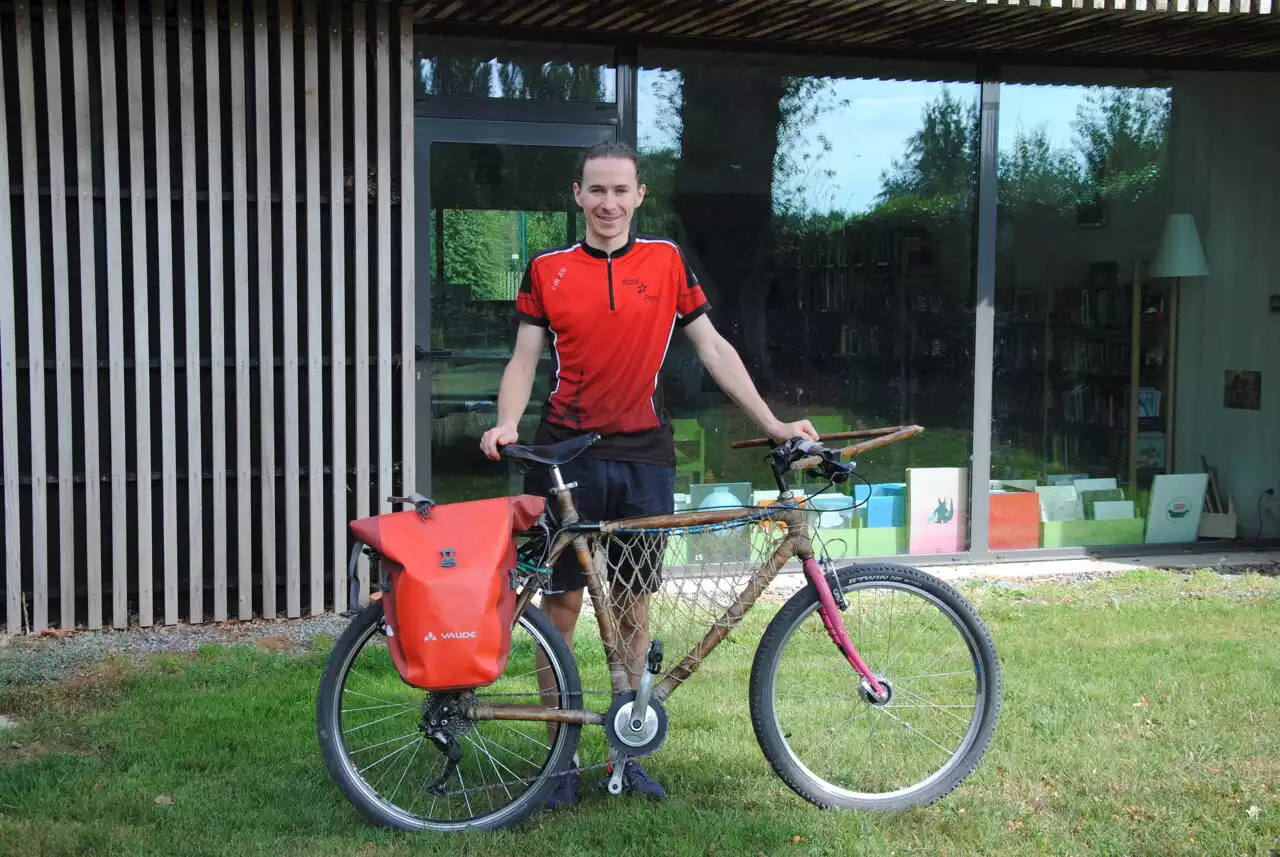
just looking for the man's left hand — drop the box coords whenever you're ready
[769,419,819,445]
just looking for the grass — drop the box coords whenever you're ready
[2,568,1279,857]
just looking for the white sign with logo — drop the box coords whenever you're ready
[1144,473,1210,544]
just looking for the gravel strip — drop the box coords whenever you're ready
[0,613,353,687]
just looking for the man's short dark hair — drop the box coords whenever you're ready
[578,140,641,184]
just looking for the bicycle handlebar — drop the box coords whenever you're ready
[728,424,925,471]
[730,426,917,450]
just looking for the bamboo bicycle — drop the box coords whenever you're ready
[317,426,1002,831]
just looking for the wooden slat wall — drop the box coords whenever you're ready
[205,0,229,624]
[228,0,253,622]
[328,0,348,617]
[125,0,154,628]
[152,3,180,627]
[0,0,415,633]
[71,2,102,631]
[43,1,77,632]
[0,9,20,635]
[352,2,371,604]
[280,0,302,619]
[178,0,202,626]
[101,0,129,630]
[15,0,49,633]
[254,0,278,621]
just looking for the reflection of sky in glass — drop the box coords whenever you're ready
[638,70,1091,215]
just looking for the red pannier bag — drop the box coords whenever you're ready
[349,494,546,692]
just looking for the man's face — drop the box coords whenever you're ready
[573,156,646,243]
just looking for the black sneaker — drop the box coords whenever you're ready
[542,771,581,811]
[602,760,667,799]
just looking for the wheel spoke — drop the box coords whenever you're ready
[344,709,409,735]
[893,685,974,727]
[358,734,420,775]
[869,704,959,759]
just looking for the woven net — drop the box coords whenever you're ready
[560,509,807,696]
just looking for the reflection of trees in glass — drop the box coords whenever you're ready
[498,61,604,101]
[878,87,979,210]
[435,210,572,302]
[773,79,848,218]
[421,54,604,101]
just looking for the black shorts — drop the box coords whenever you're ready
[524,458,675,595]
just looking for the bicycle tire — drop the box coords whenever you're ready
[316,599,583,831]
[749,563,1002,811]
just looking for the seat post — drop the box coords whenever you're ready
[549,465,568,494]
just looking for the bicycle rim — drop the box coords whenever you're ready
[323,608,578,830]
[765,579,989,804]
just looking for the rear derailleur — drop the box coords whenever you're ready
[420,692,474,795]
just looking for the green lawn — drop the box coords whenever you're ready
[2,569,1278,857]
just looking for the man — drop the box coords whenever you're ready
[480,140,816,807]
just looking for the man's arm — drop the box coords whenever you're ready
[480,322,547,460]
[681,315,817,444]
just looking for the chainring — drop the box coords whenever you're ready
[603,690,669,758]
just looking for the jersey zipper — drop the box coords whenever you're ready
[607,255,616,311]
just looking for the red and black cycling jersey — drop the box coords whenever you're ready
[514,235,710,466]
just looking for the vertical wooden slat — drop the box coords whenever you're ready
[280,0,302,618]
[72,0,103,631]
[43,1,76,630]
[329,2,348,615]
[375,2,392,517]
[0,19,21,634]
[253,0,276,620]
[352,4,370,602]
[228,0,253,621]
[125,0,154,627]
[16,0,50,633]
[304,0,325,616]
[399,6,415,497]
[178,0,202,624]
[153,2,179,626]
[205,0,229,622]
[100,0,129,629]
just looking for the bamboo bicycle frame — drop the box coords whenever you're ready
[468,425,924,727]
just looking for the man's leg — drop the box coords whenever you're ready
[615,589,649,689]
[536,588,584,720]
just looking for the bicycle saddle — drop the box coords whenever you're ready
[500,432,600,466]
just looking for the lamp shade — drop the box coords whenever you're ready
[1149,213,1210,279]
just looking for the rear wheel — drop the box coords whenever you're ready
[317,599,582,831]
[749,563,1001,811]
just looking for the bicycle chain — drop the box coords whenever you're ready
[469,689,615,699]
[432,759,615,799]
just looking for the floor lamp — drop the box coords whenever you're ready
[1148,213,1211,474]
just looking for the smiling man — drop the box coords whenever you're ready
[480,140,816,808]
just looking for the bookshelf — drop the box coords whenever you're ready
[992,256,1175,489]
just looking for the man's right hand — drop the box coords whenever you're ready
[480,424,519,461]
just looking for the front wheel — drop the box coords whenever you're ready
[749,563,1001,811]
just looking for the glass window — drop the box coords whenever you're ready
[990,69,1278,549]
[638,51,980,558]
[426,142,583,504]
[416,36,616,102]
